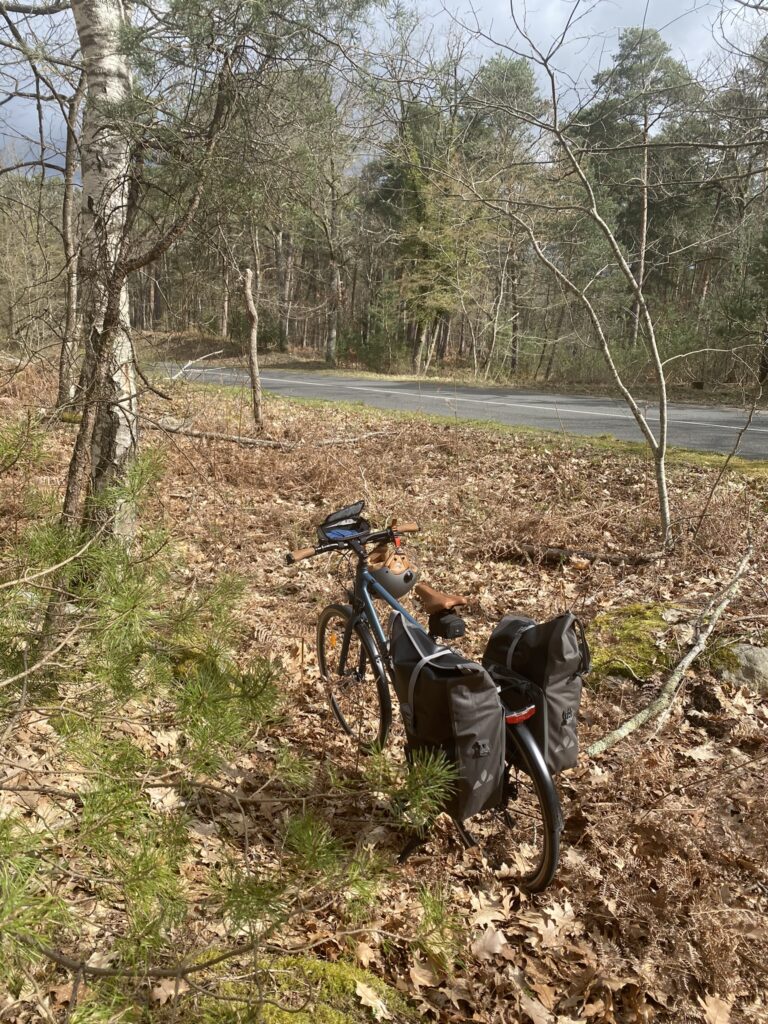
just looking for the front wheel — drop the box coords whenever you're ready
[317,603,391,750]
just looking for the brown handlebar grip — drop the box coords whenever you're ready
[287,546,315,564]
[393,521,418,533]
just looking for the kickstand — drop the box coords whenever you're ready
[452,818,478,849]
[398,833,427,863]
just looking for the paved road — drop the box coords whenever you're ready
[161,364,768,460]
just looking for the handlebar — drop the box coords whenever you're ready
[285,519,419,566]
[286,546,316,564]
[393,520,418,533]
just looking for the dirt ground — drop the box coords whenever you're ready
[2,366,767,1023]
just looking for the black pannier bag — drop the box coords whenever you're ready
[389,613,505,822]
[482,612,590,775]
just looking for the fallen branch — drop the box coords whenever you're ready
[170,349,225,380]
[586,544,752,757]
[145,423,390,449]
[479,542,662,567]
[145,423,287,449]
[314,430,390,447]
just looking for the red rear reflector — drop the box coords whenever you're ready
[505,705,536,724]
[394,536,401,548]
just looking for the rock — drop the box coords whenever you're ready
[721,644,768,694]
[157,415,187,431]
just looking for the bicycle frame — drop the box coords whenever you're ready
[341,560,421,683]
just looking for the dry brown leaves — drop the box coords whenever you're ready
[1,369,767,1023]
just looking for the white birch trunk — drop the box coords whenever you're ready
[242,267,263,429]
[57,75,85,408]
[325,260,340,366]
[72,0,137,536]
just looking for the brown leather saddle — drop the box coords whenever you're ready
[414,582,468,616]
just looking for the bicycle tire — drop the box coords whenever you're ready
[317,603,392,750]
[504,722,563,892]
[453,722,562,893]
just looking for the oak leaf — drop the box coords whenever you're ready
[150,978,189,1004]
[698,994,733,1024]
[471,924,508,960]
[355,981,393,1021]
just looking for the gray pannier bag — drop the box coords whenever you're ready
[389,612,505,822]
[482,612,590,775]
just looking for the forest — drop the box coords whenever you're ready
[1,0,767,1022]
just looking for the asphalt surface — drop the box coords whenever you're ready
[161,363,768,460]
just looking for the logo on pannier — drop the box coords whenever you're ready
[472,769,491,791]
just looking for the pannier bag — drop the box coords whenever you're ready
[389,613,505,821]
[482,612,590,775]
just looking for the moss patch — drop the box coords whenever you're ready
[701,642,741,675]
[589,603,670,682]
[198,956,418,1024]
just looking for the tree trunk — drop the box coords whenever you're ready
[275,228,293,352]
[508,252,520,372]
[69,0,137,537]
[326,259,341,366]
[220,261,229,339]
[412,321,428,374]
[57,74,85,408]
[242,264,263,429]
[759,309,768,384]
[630,113,650,348]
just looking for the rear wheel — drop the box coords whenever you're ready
[503,723,562,892]
[454,723,562,893]
[317,603,391,750]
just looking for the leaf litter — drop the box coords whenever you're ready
[1,370,767,1023]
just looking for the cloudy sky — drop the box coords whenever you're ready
[442,0,743,82]
[0,0,757,161]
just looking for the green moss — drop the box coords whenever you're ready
[589,603,670,682]
[702,643,740,674]
[198,956,417,1024]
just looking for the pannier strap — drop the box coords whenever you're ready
[506,624,536,668]
[398,615,453,720]
[574,616,591,673]
[408,649,451,713]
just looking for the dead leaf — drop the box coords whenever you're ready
[355,981,393,1020]
[519,990,554,1023]
[684,743,717,762]
[698,993,733,1024]
[409,961,439,989]
[150,978,190,1004]
[147,786,182,812]
[470,890,507,927]
[355,941,377,968]
[569,556,591,570]
[471,924,508,960]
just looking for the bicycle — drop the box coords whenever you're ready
[286,500,563,892]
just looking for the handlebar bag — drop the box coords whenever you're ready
[317,501,370,543]
[389,613,504,822]
[482,612,590,774]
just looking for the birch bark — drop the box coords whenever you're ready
[57,74,85,407]
[70,0,137,536]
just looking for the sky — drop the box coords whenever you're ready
[0,0,758,164]
[441,0,743,84]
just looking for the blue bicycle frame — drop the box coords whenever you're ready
[345,563,421,681]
